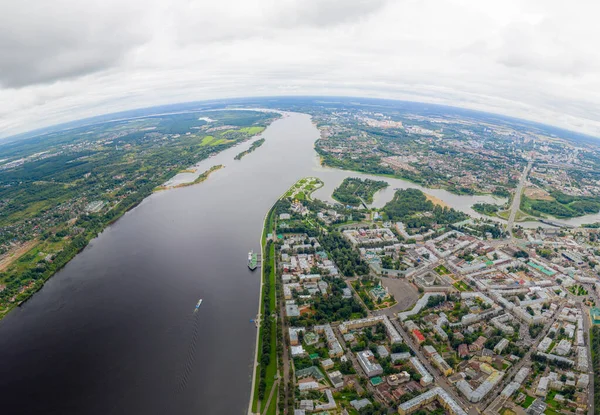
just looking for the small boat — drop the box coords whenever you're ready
[194,299,203,312]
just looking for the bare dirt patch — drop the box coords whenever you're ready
[524,186,553,201]
[0,240,38,272]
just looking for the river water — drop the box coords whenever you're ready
[0,111,587,415]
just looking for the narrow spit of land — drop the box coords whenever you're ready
[249,177,323,415]
[235,138,266,160]
[154,165,224,191]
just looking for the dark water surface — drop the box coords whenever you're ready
[0,112,319,415]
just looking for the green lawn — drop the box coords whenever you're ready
[210,138,233,146]
[453,281,470,292]
[520,395,535,408]
[497,210,510,219]
[569,284,588,296]
[265,383,279,415]
[434,264,450,275]
[240,126,265,135]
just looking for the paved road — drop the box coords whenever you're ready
[389,319,479,415]
[480,307,561,411]
[572,284,596,415]
[507,161,532,239]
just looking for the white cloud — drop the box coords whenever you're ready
[1,0,599,138]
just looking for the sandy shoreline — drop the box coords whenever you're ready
[424,192,450,208]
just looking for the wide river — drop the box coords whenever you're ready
[0,112,563,414]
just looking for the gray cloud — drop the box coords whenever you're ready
[1,0,600,138]
[0,0,148,87]
[495,21,598,76]
[268,0,389,27]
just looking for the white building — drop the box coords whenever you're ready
[357,350,383,378]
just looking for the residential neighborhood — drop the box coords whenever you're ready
[253,176,599,415]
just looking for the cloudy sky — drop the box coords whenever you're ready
[1,0,599,138]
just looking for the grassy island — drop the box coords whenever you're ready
[332,177,388,206]
[181,164,223,186]
[234,138,265,160]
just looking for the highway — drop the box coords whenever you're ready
[507,161,532,239]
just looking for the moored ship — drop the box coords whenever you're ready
[248,251,258,270]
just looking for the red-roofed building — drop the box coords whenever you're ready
[412,329,425,344]
[458,343,469,358]
[469,336,487,352]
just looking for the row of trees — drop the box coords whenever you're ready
[592,326,600,413]
[257,240,274,400]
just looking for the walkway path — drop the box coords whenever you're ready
[261,379,279,415]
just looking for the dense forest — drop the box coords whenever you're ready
[288,277,366,327]
[318,231,370,276]
[522,191,600,218]
[383,188,468,229]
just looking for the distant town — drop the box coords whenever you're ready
[312,105,600,222]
